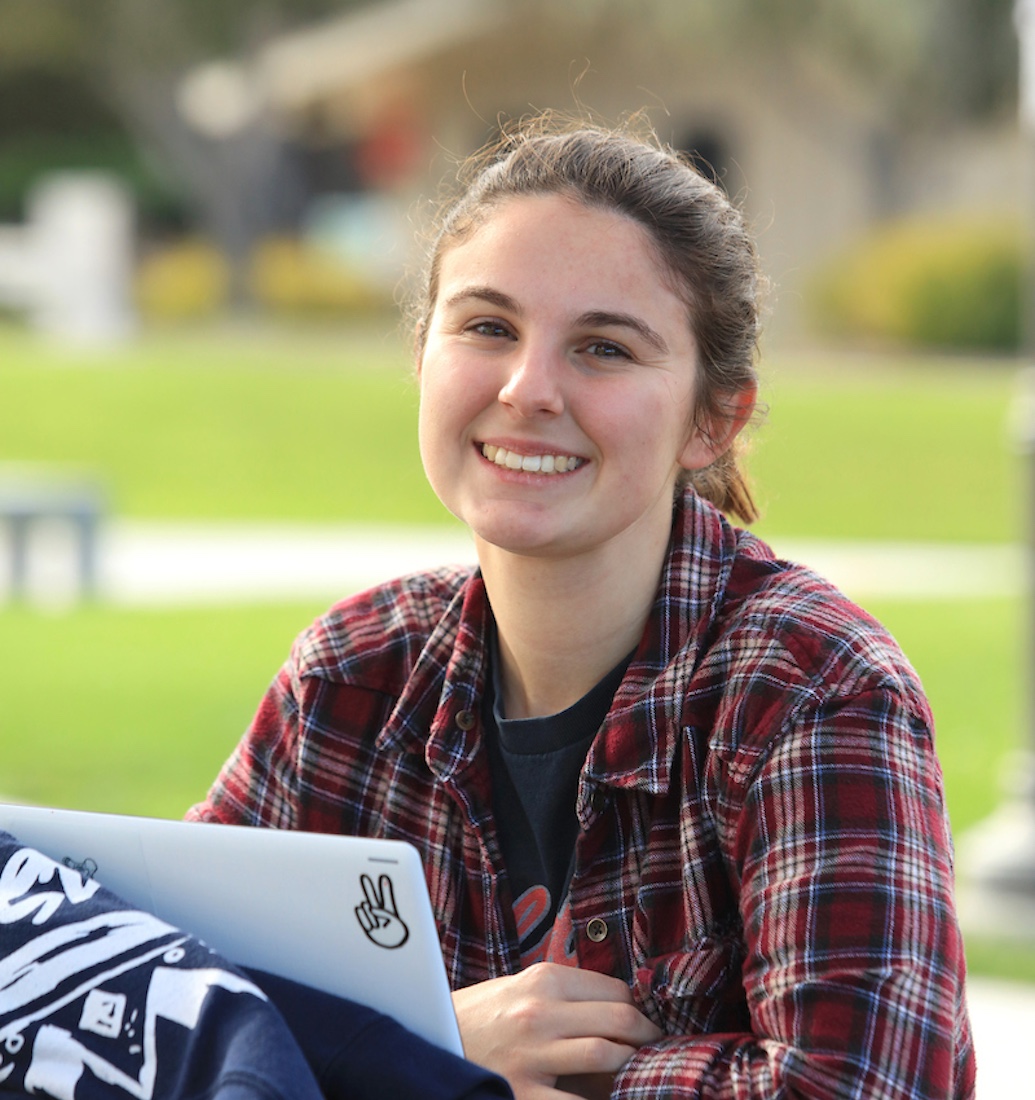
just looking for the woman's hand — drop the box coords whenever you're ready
[452,963,663,1100]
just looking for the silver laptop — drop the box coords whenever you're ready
[0,803,464,1057]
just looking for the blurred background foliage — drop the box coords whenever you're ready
[135,237,396,321]
[0,0,1024,343]
[810,214,1022,352]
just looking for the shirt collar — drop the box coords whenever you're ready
[375,490,742,793]
[581,489,740,796]
[375,571,491,771]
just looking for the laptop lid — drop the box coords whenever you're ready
[0,803,464,1057]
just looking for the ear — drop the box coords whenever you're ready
[677,383,757,471]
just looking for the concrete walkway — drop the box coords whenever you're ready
[2,518,1026,606]
[2,519,1033,1092]
[967,977,1035,1097]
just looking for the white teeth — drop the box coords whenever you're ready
[482,444,581,475]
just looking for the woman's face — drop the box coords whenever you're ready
[417,194,723,565]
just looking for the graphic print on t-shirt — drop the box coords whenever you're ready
[514,886,551,965]
[514,887,577,967]
[0,845,267,1099]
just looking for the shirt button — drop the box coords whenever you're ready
[590,789,607,813]
[586,918,608,943]
[455,709,476,731]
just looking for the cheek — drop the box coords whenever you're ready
[417,403,453,509]
[416,357,477,484]
[417,380,449,472]
[416,363,444,460]
[420,341,502,430]
[603,381,695,451]
[658,379,700,451]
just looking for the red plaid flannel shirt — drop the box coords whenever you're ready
[190,490,975,1099]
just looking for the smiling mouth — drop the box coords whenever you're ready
[481,444,585,475]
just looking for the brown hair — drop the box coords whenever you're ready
[413,113,765,524]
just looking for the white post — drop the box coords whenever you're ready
[28,173,136,344]
[0,227,44,307]
[1019,0,1035,132]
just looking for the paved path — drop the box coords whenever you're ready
[3,519,1033,1091]
[967,976,1035,1097]
[2,519,1026,606]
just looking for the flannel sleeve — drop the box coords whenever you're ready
[613,687,975,1099]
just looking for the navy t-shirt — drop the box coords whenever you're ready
[483,633,632,963]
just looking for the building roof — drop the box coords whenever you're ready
[256,0,508,110]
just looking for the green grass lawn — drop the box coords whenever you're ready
[0,593,1019,834]
[0,321,1031,980]
[0,324,1023,540]
[1,592,1031,982]
[752,354,1022,544]
[0,601,328,818]
[862,595,1024,834]
[0,322,445,523]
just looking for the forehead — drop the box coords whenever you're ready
[433,194,684,314]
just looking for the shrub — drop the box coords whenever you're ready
[249,237,394,317]
[808,215,1022,352]
[135,239,229,320]
[135,236,396,322]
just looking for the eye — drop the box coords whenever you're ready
[583,339,632,361]
[466,319,514,340]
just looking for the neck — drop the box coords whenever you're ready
[476,520,672,720]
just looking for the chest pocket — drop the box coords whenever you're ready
[632,936,750,1036]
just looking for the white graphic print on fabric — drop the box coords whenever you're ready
[0,846,266,1099]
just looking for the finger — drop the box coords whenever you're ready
[355,903,374,932]
[453,969,661,1096]
[360,873,379,908]
[565,1036,639,1073]
[522,962,637,1006]
[548,999,662,1047]
[531,1035,639,1084]
[378,874,397,915]
[521,965,663,1042]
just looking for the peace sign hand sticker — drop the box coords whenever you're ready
[355,873,410,949]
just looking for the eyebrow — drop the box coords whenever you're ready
[442,286,520,313]
[441,287,669,355]
[576,310,669,355]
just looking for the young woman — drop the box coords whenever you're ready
[191,116,976,1100]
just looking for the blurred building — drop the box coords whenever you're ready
[180,0,1020,343]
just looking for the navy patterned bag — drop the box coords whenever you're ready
[0,832,510,1100]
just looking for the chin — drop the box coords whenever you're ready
[470,519,569,559]
[464,502,552,543]
[475,531,556,557]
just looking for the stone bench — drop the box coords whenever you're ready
[0,465,107,601]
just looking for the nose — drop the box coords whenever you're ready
[497,344,565,417]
